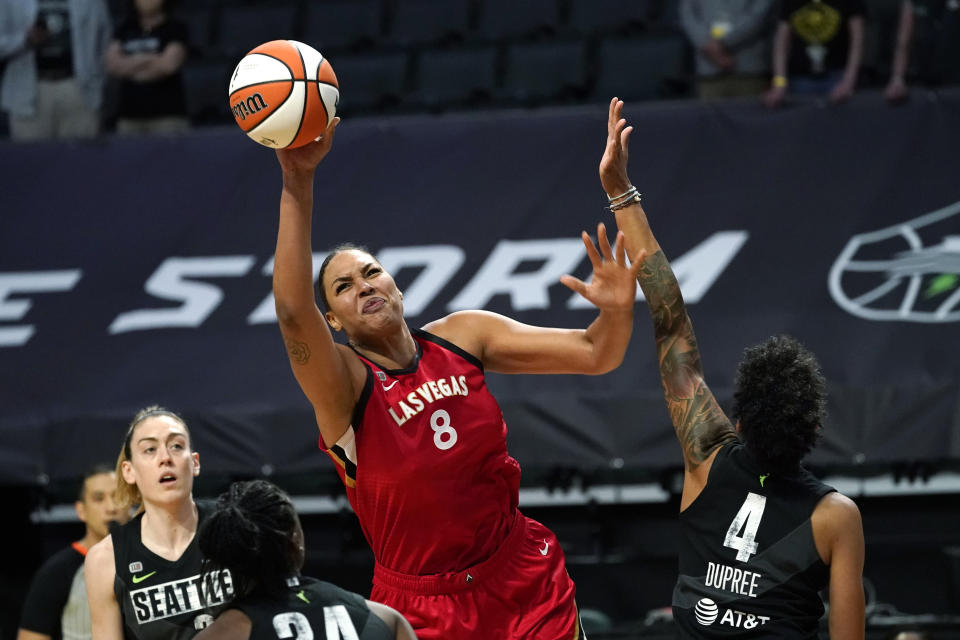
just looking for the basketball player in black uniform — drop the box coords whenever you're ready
[194,480,416,640]
[600,98,865,638]
[85,406,233,640]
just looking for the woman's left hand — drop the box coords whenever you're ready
[560,222,644,311]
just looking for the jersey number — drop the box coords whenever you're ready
[723,492,767,562]
[272,607,359,640]
[430,409,457,450]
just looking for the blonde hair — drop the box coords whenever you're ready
[115,405,191,513]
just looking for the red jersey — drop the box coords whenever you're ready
[322,328,522,576]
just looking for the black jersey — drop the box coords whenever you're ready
[232,576,394,640]
[19,543,88,640]
[673,441,835,638]
[112,502,234,640]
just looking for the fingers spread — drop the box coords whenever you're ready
[581,230,602,268]
[596,222,614,261]
[559,274,587,296]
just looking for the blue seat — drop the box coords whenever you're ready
[302,0,383,52]
[475,0,560,41]
[498,40,587,103]
[567,0,655,35]
[592,35,691,101]
[215,3,298,59]
[176,7,215,58]
[386,0,471,47]
[330,51,408,113]
[411,46,497,108]
[183,60,235,125]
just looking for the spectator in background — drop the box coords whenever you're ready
[765,0,867,107]
[105,0,188,135]
[680,0,778,100]
[0,0,111,141]
[17,466,125,640]
[885,0,960,103]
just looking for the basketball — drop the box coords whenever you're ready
[228,40,339,149]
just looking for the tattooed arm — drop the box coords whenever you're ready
[273,119,367,448]
[600,99,737,501]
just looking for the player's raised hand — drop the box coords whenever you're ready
[599,97,634,198]
[561,223,644,311]
[276,117,341,174]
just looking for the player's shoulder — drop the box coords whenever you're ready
[85,535,115,572]
[811,491,863,543]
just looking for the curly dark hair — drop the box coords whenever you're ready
[731,335,826,474]
[316,242,374,312]
[198,480,301,599]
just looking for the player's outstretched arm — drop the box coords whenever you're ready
[273,118,367,447]
[84,537,125,640]
[424,222,641,375]
[813,493,866,640]
[601,98,736,475]
[365,601,418,640]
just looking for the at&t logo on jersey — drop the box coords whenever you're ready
[694,597,771,629]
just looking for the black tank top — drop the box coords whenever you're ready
[112,501,234,639]
[232,576,394,640]
[673,442,834,638]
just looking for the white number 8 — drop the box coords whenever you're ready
[430,410,457,450]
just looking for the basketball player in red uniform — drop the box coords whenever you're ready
[271,117,643,639]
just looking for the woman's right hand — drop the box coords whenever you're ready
[275,116,341,174]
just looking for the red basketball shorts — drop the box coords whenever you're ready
[370,511,584,640]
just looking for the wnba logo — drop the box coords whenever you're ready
[231,93,268,121]
[695,598,719,626]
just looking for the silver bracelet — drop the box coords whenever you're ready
[608,192,642,212]
[606,186,636,203]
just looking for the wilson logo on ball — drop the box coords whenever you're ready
[231,93,268,121]
[228,39,339,149]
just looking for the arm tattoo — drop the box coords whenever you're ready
[638,251,736,466]
[285,338,311,365]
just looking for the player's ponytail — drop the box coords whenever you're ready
[199,480,301,598]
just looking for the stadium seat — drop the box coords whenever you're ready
[567,0,655,35]
[592,35,691,101]
[301,0,383,52]
[183,60,235,125]
[497,40,587,104]
[475,0,560,41]
[177,7,215,58]
[411,46,497,109]
[215,3,298,59]
[330,51,409,114]
[386,0,471,47]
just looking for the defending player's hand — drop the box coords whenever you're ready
[276,116,341,173]
[560,223,644,311]
[599,97,634,198]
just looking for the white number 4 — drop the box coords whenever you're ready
[723,492,767,562]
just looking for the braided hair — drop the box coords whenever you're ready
[198,480,302,599]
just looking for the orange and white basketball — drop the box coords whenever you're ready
[228,40,339,149]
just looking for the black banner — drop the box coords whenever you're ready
[2,90,959,486]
